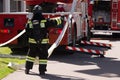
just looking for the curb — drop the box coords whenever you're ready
[0,54,26,59]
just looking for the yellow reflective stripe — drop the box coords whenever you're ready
[28,38,37,43]
[58,18,62,25]
[26,59,34,62]
[40,22,45,28]
[26,56,35,60]
[41,20,47,23]
[28,20,33,28]
[56,19,60,25]
[26,56,35,62]
[56,18,62,25]
[41,39,49,44]
[39,59,47,65]
[40,20,47,28]
[29,38,49,44]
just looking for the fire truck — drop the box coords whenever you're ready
[90,0,120,36]
[0,0,111,57]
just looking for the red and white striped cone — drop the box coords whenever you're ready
[66,46,105,55]
[81,41,112,48]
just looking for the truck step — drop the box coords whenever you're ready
[81,40,112,48]
[66,46,105,56]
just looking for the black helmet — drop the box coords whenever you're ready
[33,5,42,14]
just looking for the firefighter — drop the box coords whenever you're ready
[55,4,65,12]
[25,5,62,75]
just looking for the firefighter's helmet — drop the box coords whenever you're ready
[33,5,42,14]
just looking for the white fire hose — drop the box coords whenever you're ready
[0,29,26,47]
[48,0,77,57]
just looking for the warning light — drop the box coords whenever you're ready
[0,29,10,34]
[56,29,62,34]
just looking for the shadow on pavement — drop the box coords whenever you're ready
[22,68,86,80]
[76,57,120,78]
[49,52,120,78]
[40,74,85,80]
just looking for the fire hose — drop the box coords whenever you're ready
[0,29,26,47]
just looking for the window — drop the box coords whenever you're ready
[4,18,14,27]
[0,0,3,12]
[10,0,21,12]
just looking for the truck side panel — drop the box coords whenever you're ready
[117,1,120,28]
[0,14,27,45]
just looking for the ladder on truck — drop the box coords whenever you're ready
[111,0,118,28]
[66,40,112,58]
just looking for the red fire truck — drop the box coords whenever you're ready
[0,0,90,52]
[90,0,120,36]
[0,0,111,57]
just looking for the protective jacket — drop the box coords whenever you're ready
[26,17,62,44]
[25,13,62,74]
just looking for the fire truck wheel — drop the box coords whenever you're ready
[99,54,105,58]
[65,50,74,55]
[55,46,74,55]
[112,33,120,38]
[52,50,74,55]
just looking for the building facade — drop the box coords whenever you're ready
[0,0,26,12]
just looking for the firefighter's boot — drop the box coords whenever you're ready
[39,71,45,75]
[25,69,30,74]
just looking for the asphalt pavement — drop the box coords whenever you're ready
[2,39,120,80]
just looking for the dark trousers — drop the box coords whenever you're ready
[25,43,48,72]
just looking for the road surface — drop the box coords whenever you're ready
[2,39,120,80]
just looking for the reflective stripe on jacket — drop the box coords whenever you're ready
[27,20,33,28]
[50,17,62,26]
[56,18,62,25]
[27,19,47,29]
[28,38,49,44]
[40,20,47,28]
[27,18,62,29]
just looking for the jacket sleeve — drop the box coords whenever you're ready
[46,17,63,27]
[25,21,33,37]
